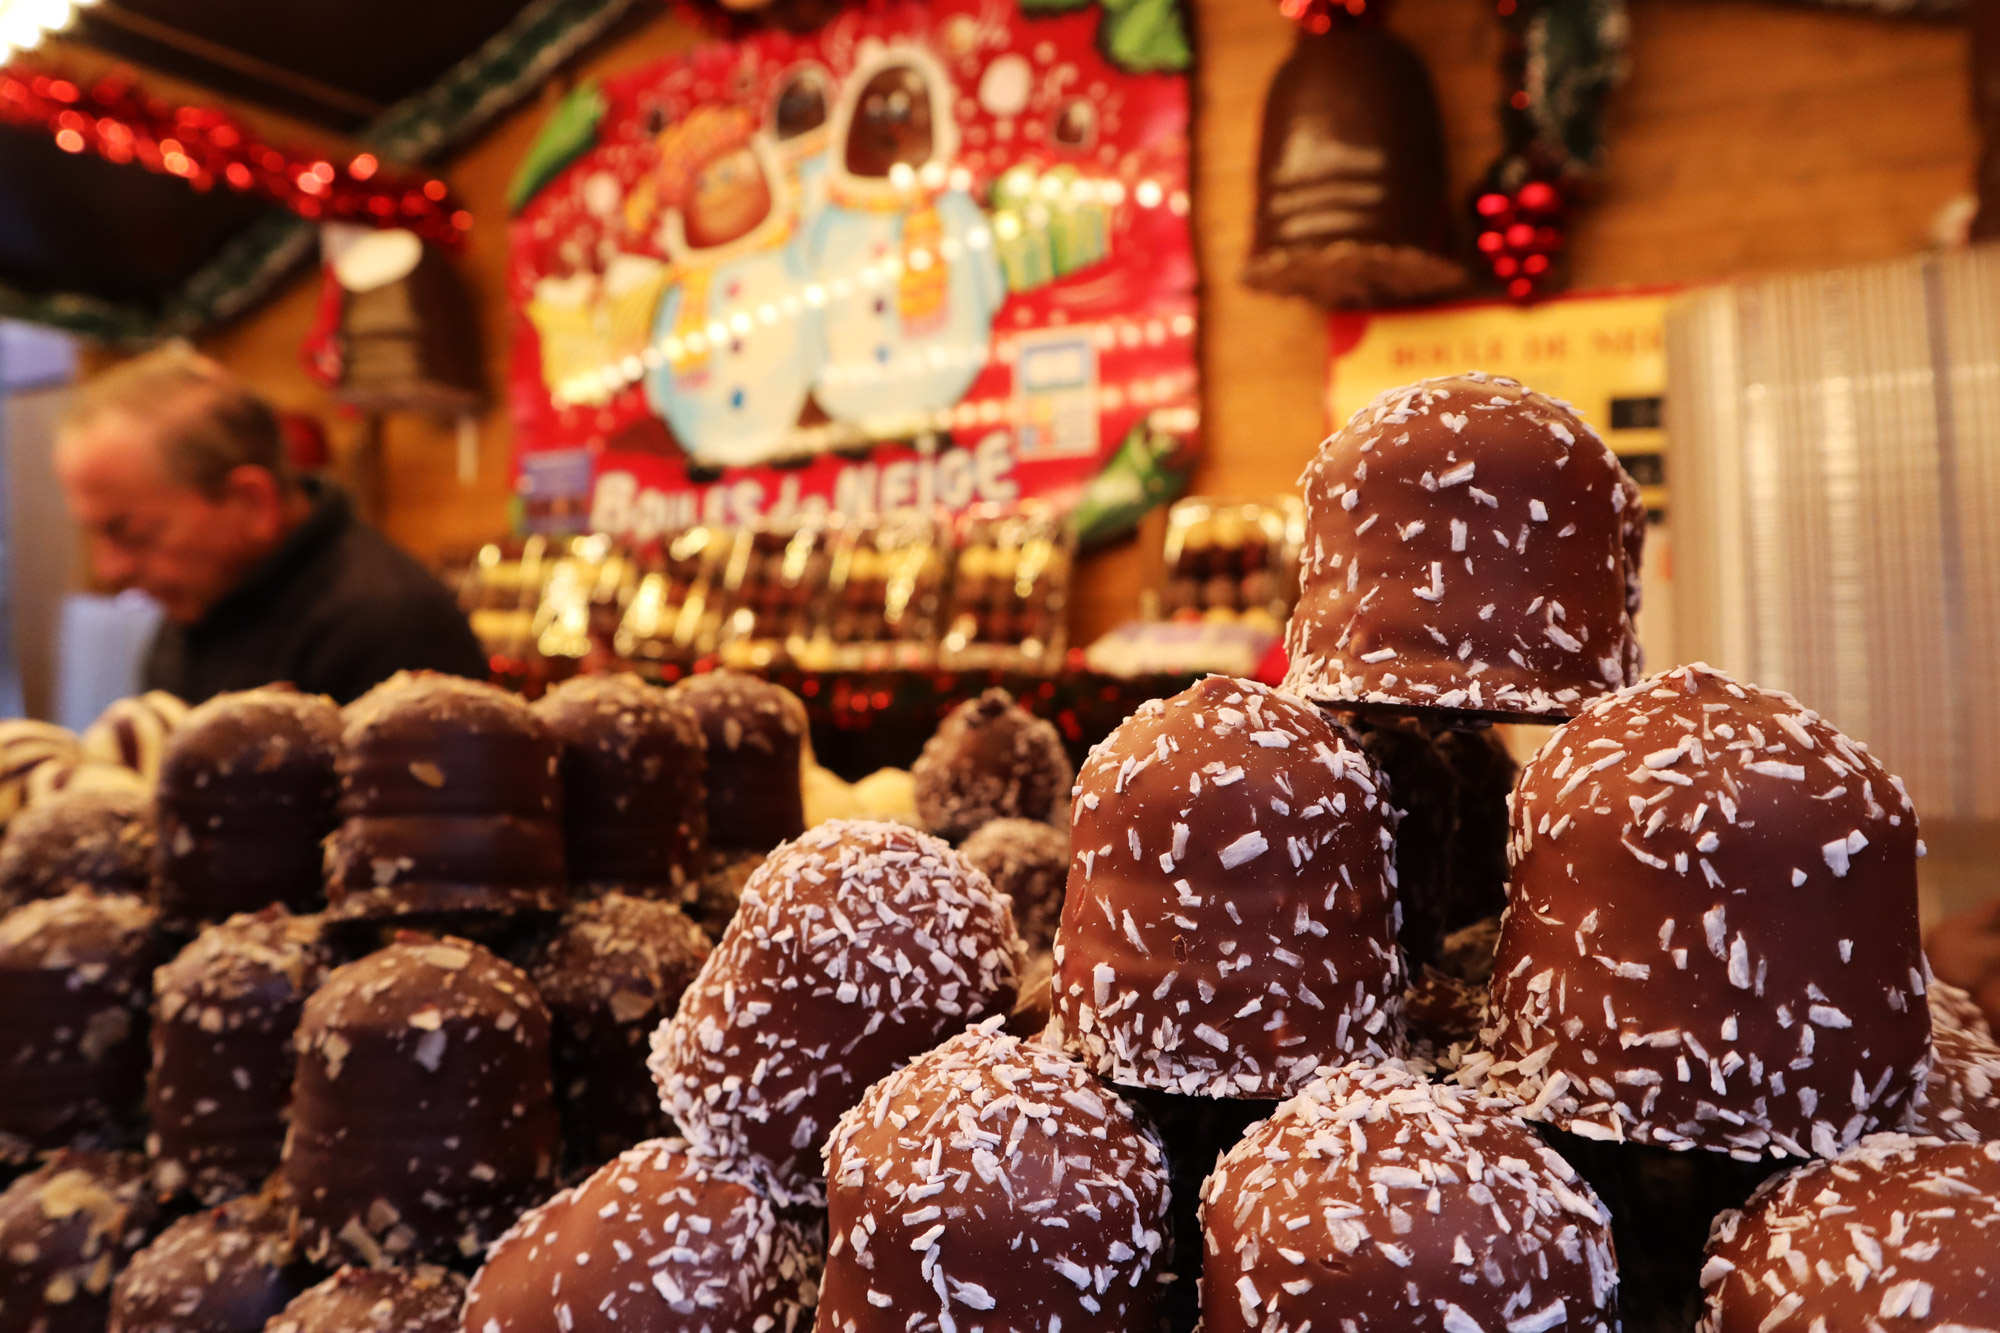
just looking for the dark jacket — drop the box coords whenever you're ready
[143,480,488,705]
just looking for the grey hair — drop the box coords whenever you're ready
[64,341,293,496]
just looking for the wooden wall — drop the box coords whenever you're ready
[61,0,1977,643]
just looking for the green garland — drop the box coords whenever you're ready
[368,0,638,161]
[1,0,637,345]
[1524,0,1627,176]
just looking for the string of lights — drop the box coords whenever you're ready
[0,62,471,246]
[548,171,1192,407]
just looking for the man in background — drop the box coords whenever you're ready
[54,343,487,705]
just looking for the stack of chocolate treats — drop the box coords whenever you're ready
[771,372,1992,1333]
[1043,372,1991,1333]
[468,675,1104,1333]
[0,667,832,1333]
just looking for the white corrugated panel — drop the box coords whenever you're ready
[1667,248,1999,819]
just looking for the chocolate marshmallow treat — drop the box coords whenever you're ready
[147,910,330,1203]
[1915,1024,2000,1145]
[1438,914,1502,984]
[283,935,559,1266]
[1348,716,1515,966]
[910,688,1072,842]
[532,675,707,900]
[0,720,78,823]
[0,890,165,1162]
[1911,982,2000,1145]
[1466,663,1930,1160]
[1284,373,1646,720]
[324,673,567,922]
[265,1267,465,1333]
[108,1192,311,1333]
[1932,977,1994,1042]
[650,820,1022,1205]
[1005,949,1055,1038]
[683,851,763,938]
[668,671,807,857]
[461,1140,819,1333]
[818,1021,1170,1333]
[956,816,1069,953]
[81,692,190,782]
[0,1151,162,1333]
[1200,1062,1618,1333]
[0,787,156,916]
[1403,967,1488,1060]
[154,687,342,925]
[1698,1134,2000,1331]
[522,894,710,1168]
[1048,676,1405,1100]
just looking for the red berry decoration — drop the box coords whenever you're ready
[1472,160,1572,302]
[1469,0,1626,303]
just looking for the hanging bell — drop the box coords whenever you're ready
[1243,21,1466,309]
[323,224,486,417]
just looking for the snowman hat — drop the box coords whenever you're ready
[826,40,961,202]
[653,106,757,213]
[651,111,794,264]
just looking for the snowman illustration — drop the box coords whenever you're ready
[771,62,836,214]
[809,45,1005,433]
[632,105,822,469]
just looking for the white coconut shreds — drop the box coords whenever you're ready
[1283,374,1645,722]
[1049,675,1406,1100]
[650,819,1024,1207]
[817,1019,1170,1333]
[1199,1061,1617,1333]
[1698,1134,2000,1332]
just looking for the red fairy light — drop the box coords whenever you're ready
[0,61,469,246]
[1276,0,1375,31]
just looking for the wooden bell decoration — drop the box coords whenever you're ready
[324,226,486,417]
[1243,22,1466,309]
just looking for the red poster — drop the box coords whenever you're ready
[507,0,1198,543]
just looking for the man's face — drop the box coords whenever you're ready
[55,409,280,624]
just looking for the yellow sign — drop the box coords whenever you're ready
[1325,289,1674,514]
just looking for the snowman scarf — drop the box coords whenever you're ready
[669,267,718,375]
[829,180,950,336]
[898,204,947,335]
